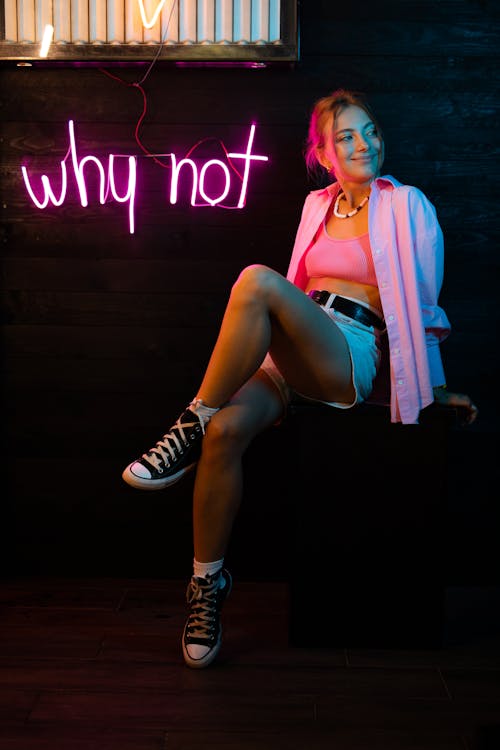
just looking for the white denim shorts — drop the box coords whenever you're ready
[260,307,382,412]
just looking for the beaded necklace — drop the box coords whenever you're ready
[333,191,369,218]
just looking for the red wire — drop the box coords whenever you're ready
[98,67,247,206]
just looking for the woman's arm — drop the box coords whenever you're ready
[405,188,478,425]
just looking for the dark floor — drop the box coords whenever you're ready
[0,578,499,750]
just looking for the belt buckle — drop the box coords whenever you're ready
[325,292,337,309]
[320,289,337,310]
[311,290,335,307]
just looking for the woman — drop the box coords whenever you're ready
[122,89,478,669]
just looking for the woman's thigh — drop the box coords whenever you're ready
[260,268,354,402]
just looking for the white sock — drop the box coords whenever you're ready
[189,398,219,425]
[193,557,224,584]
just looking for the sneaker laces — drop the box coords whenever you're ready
[185,576,220,639]
[142,411,205,471]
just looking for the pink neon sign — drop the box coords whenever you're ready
[21,120,269,234]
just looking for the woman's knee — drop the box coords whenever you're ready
[232,264,281,303]
[202,407,252,456]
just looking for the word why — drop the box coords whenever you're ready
[21,120,269,234]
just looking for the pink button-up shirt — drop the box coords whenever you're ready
[286,175,451,424]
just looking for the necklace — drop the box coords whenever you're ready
[333,191,369,219]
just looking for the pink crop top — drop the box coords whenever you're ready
[305,221,378,287]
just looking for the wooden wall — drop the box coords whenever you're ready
[1,1,499,582]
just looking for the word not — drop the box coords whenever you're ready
[21,120,268,234]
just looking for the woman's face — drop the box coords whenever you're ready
[320,104,382,184]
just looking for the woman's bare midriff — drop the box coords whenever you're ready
[304,276,383,320]
[304,198,383,318]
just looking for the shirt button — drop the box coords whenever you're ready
[393,348,400,355]
[398,379,404,385]
[381,281,388,288]
[388,314,395,321]
[375,248,382,255]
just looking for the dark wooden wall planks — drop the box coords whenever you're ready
[1,1,499,581]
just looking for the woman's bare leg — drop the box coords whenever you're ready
[192,371,284,562]
[196,264,354,409]
[123,264,354,493]
[181,266,358,669]
[191,263,354,561]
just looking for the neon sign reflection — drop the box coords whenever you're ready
[21,120,269,234]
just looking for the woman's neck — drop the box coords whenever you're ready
[337,180,373,210]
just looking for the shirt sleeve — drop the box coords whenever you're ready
[407,188,451,387]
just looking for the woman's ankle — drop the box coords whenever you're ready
[189,398,219,424]
[193,557,224,579]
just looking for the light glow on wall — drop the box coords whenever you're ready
[21,120,268,234]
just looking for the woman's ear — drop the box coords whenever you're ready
[316,148,332,172]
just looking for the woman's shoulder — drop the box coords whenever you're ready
[376,178,438,225]
[377,176,434,206]
[301,182,340,211]
[299,183,338,210]
[378,177,441,236]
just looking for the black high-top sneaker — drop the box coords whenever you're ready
[182,569,233,669]
[122,408,205,490]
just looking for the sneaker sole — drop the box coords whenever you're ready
[121,461,197,490]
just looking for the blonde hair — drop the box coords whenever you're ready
[304,89,385,178]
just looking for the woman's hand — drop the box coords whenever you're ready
[433,386,479,426]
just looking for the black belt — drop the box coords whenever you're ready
[308,290,385,330]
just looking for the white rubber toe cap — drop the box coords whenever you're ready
[185,643,211,660]
[129,461,152,479]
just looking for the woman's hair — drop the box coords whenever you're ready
[304,89,385,178]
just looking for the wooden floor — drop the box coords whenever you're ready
[0,578,499,750]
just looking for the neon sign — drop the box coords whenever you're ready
[21,120,269,234]
[137,0,168,29]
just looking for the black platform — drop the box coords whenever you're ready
[287,401,456,649]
